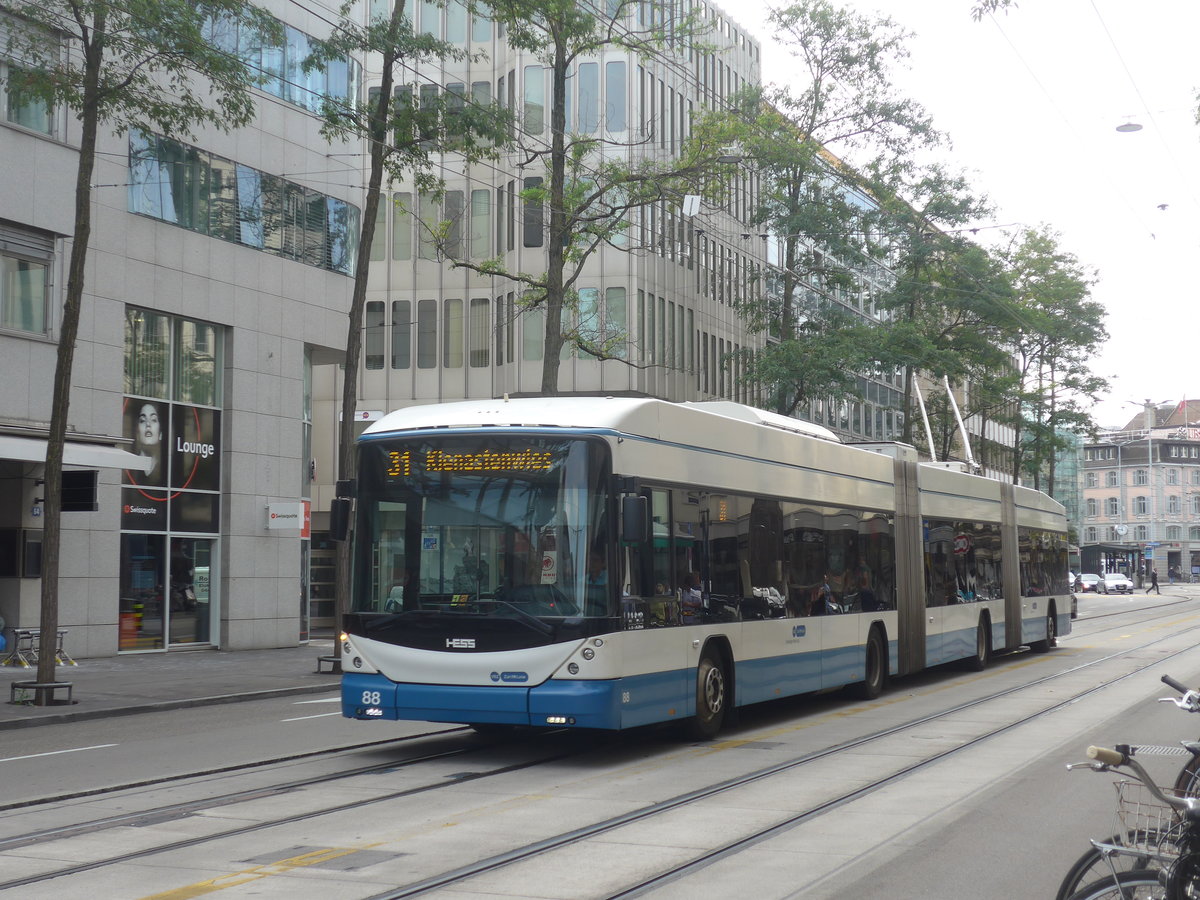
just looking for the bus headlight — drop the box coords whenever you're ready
[568,662,579,675]
[581,648,595,660]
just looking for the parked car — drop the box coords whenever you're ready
[1077,574,1101,592]
[1102,572,1134,594]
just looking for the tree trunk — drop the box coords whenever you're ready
[35,26,104,694]
[539,41,569,396]
[331,16,400,655]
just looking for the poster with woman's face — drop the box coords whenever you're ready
[124,398,168,489]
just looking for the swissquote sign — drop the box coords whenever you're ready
[267,500,311,538]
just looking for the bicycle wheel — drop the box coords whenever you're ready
[1057,841,1160,900]
[1172,757,1200,797]
[1063,869,1166,900]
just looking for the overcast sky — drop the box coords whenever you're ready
[724,0,1200,430]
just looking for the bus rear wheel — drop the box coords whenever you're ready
[962,618,991,671]
[852,629,886,700]
[1031,608,1057,653]
[687,650,727,740]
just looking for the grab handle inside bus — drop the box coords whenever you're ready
[621,495,648,543]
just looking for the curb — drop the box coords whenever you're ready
[0,681,340,731]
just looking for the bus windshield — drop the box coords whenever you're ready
[352,435,612,618]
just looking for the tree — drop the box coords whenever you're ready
[304,0,510,649]
[690,0,943,416]
[455,0,728,393]
[2,0,275,697]
[995,225,1108,488]
[870,163,1014,451]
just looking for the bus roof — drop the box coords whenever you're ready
[362,397,842,444]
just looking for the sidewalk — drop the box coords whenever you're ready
[0,640,340,731]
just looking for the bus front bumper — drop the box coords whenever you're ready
[342,671,624,729]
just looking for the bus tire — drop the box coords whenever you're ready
[687,648,728,740]
[853,628,887,700]
[962,617,991,672]
[1030,606,1057,653]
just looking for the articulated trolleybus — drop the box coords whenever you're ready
[338,397,1069,738]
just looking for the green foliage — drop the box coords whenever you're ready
[693,0,945,416]
[2,0,278,137]
[305,1,510,193]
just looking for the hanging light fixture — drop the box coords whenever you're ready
[1116,118,1143,133]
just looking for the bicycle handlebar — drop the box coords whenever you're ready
[1087,745,1126,766]
[1163,674,1192,695]
[1080,745,1198,813]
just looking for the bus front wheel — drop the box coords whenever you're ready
[688,650,728,740]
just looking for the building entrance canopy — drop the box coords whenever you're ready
[0,434,152,472]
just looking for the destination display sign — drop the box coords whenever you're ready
[384,447,557,479]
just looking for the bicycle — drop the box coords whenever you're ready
[1055,678,1200,900]
[1058,745,1200,900]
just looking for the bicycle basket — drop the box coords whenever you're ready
[1114,780,1186,854]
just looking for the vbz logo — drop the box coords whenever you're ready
[792,624,806,638]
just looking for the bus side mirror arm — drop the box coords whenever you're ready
[621,495,647,544]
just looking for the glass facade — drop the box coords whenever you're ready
[120,308,223,651]
[128,132,360,276]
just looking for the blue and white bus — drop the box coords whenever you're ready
[337,397,1070,738]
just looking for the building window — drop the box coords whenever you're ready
[1168,495,1181,515]
[1105,497,1118,516]
[1135,469,1147,486]
[522,177,544,247]
[578,62,598,134]
[128,132,359,275]
[1135,525,1148,541]
[523,65,544,134]
[0,223,51,335]
[1084,527,1097,543]
[1168,469,1180,485]
[605,61,626,131]
[468,297,489,367]
[1085,472,1097,488]
[365,301,385,370]
[391,300,411,369]
[417,299,437,368]
[470,190,490,259]
[1191,526,1200,541]
[443,299,463,368]
[1085,498,1097,517]
[3,62,54,134]
[1134,496,1148,515]
[1106,470,1118,487]
[1167,526,1182,540]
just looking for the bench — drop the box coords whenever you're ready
[9,681,74,705]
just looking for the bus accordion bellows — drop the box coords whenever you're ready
[337,397,1070,738]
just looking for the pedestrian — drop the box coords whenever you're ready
[1147,568,1160,594]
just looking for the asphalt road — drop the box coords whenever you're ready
[3,592,1199,900]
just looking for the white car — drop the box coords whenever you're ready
[1102,573,1134,594]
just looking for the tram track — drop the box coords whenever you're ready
[5,619,1200,895]
[0,727,467,814]
[368,624,1200,899]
